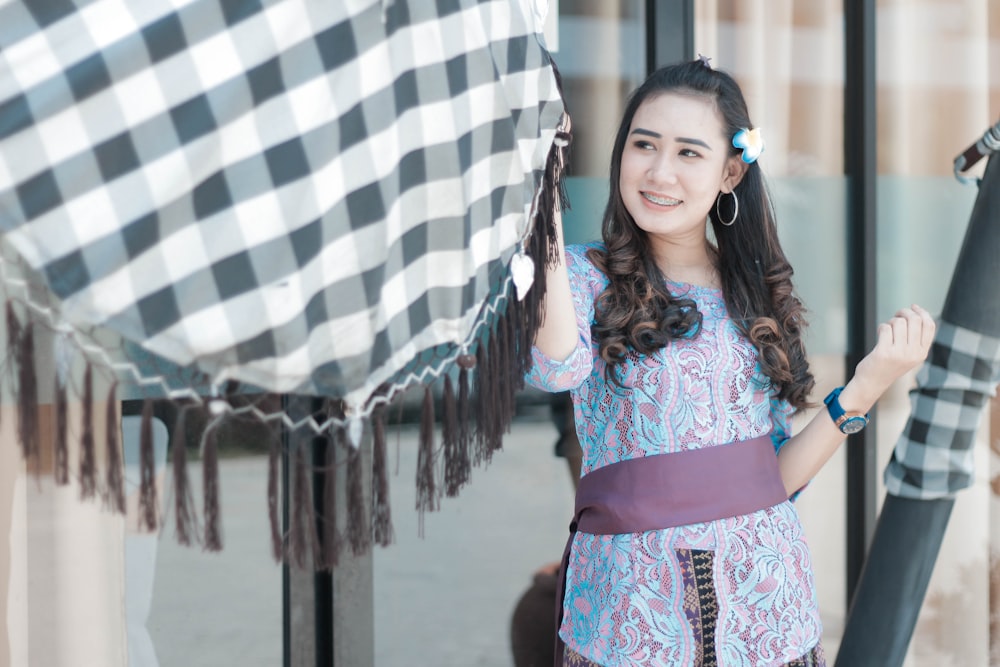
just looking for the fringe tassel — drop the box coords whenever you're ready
[266,421,282,562]
[54,371,68,485]
[16,317,39,470]
[472,341,490,465]
[505,101,570,395]
[371,405,393,547]
[508,282,534,381]
[104,382,125,513]
[455,362,473,487]
[484,323,504,460]
[171,407,194,545]
[3,302,20,435]
[79,364,96,499]
[289,440,318,568]
[463,100,570,470]
[497,311,516,440]
[320,429,341,569]
[202,423,222,551]
[344,429,369,556]
[138,398,158,531]
[442,375,462,497]
[415,385,437,535]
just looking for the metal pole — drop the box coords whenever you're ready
[282,396,291,667]
[836,148,1000,667]
[311,402,334,667]
[843,0,879,607]
[645,0,694,74]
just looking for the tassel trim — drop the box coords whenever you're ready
[371,405,394,547]
[202,421,222,551]
[103,382,126,513]
[54,370,68,485]
[171,405,195,544]
[138,398,158,531]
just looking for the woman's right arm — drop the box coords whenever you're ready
[532,205,581,362]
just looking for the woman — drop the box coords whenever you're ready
[527,59,934,666]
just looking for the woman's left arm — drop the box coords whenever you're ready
[776,304,936,496]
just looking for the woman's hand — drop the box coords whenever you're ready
[849,304,936,404]
[777,304,935,492]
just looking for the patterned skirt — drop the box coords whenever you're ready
[563,645,825,667]
[562,548,827,667]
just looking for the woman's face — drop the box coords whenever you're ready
[618,92,744,246]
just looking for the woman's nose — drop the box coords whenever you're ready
[647,155,678,184]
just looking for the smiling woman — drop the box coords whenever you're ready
[617,92,746,282]
[528,58,934,667]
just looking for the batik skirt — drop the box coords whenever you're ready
[562,548,827,666]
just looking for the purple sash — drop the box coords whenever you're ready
[554,432,789,665]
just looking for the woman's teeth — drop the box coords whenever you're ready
[642,192,679,206]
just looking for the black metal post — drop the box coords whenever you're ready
[645,0,694,74]
[311,401,334,667]
[843,0,879,608]
[836,149,1000,667]
[282,396,291,667]
[282,395,335,667]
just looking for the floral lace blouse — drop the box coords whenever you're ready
[526,243,823,666]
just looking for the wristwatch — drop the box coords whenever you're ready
[823,387,870,435]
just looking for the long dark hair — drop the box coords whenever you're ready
[588,59,814,409]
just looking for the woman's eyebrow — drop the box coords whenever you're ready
[677,136,711,150]
[630,128,712,150]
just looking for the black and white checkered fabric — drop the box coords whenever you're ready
[884,321,1000,499]
[0,0,564,412]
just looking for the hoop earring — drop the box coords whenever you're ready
[716,191,738,226]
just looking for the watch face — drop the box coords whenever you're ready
[841,417,867,434]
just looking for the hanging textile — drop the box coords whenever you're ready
[0,0,569,567]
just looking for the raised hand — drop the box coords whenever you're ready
[852,304,936,399]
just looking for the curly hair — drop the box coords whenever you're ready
[590,60,814,409]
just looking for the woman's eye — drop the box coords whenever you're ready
[680,148,700,158]
[633,140,654,150]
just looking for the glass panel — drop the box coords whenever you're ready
[143,404,283,667]
[558,1,647,244]
[874,1,999,663]
[695,0,849,654]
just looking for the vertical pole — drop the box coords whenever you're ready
[645,0,695,74]
[311,405,334,667]
[843,0,878,607]
[283,394,374,667]
[282,396,291,667]
[332,431,375,667]
[837,151,1000,666]
[285,395,318,667]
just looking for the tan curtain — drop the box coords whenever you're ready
[695,0,844,178]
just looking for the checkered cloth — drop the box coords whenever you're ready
[884,321,1000,499]
[0,0,564,411]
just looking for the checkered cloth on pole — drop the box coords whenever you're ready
[884,322,1000,499]
[0,0,565,414]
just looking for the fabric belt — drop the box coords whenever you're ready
[554,432,789,666]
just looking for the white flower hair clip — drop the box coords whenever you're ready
[733,127,764,164]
